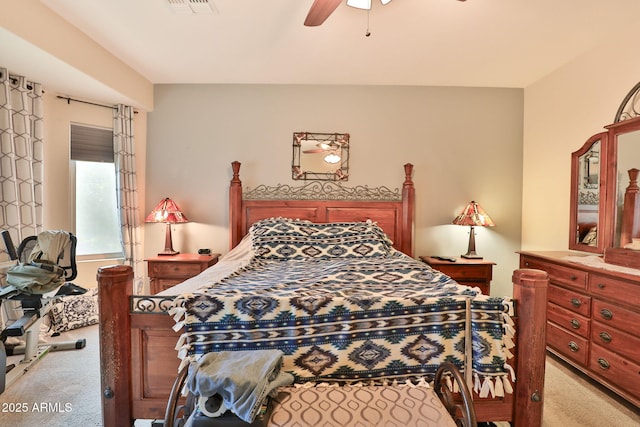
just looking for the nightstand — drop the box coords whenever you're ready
[146,253,220,294]
[419,256,495,295]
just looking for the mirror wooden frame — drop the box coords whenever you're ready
[569,81,640,267]
[569,132,609,254]
[602,115,640,267]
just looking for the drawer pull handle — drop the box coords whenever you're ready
[597,283,605,290]
[568,341,579,352]
[570,275,577,281]
[600,308,613,320]
[598,331,612,343]
[570,319,581,329]
[597,358,610,370]
[570,298,582,308]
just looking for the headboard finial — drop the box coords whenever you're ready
[231,161,241,183]
[403,163,414,185]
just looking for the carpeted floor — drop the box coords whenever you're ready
[1,324,638,426]
[0,324,101,426]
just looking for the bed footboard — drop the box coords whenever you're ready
[97,265,548,427]
[511,268,548,426]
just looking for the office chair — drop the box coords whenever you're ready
[0,230,87,394]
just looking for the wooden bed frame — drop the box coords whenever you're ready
[97,161,548,427]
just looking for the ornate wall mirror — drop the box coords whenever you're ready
[569,133,608,253]
[292,132,349,181]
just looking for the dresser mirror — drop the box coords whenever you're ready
[291,132,349,181]
[569,82,640,266]
[569,133,608,253]
[605,117,640,249]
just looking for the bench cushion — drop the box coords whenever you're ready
[269,384,456,427]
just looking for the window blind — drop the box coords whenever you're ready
[70,124,114,162]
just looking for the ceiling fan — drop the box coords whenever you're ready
[304,0,466,27]
[302,141,342,154]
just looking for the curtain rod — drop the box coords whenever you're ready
[57,95,117,110]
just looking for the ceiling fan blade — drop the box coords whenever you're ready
[304,0,343,27]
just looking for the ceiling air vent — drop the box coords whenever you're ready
[166,0,215,14]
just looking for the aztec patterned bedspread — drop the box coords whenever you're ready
[171,218,515,398]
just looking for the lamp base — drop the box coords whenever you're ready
[157,250,179,256]
[158,223,179,256]
[461,225,483,259]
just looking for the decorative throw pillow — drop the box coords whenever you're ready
[48,288,99,334]
[581,226,597,246]
[249,217,393,260]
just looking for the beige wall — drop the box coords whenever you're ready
[522,23,640,252]
[146,84,524,296]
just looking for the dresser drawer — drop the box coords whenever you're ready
[548,284,591,317]
[591,321,640,362]
[592,299,640,338]
[520,257,587,290]
[547,322,589,365]
[547,303,590,338]
[149,262,203,279]
[590,344,640,399]
[588,273,640,307]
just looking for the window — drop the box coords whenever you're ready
[70,124,123,259]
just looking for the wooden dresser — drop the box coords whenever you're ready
[519,251,640,407]
[146,253,219,294]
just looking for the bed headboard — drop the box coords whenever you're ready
[229,161,415,257]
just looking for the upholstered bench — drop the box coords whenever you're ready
[164,362,476,427]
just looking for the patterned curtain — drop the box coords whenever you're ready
[113,105,144,293]
[0,68,44,260]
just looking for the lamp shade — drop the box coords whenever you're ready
[145,198,189,224]
[451,201,495,227]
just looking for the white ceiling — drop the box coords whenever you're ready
[6,0,640,103]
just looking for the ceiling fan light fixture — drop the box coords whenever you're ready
[324,152,341,164]
[347,0,392,10]
[347,0,372,10]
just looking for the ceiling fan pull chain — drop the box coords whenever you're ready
[365,9,371,37]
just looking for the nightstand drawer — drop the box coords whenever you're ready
[419,256,494,295]
[434,264,492,281]
[149,262,202,279]
[146,254,220,294]
[154,278,184,290]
